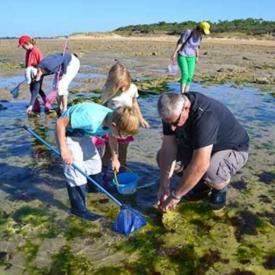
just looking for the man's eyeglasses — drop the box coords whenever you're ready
[170,111,182,127]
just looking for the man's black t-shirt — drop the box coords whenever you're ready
[163,92,249,153]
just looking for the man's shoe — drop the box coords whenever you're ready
[70,209,101,221]
[209,188,227,211]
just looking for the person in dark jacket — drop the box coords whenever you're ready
[157,92,249,212]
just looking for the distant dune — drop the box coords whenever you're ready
[69,32,275,46]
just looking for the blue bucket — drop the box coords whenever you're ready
[113,172,139,195]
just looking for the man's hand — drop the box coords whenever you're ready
[61,147,73,165]
[159,195,180,213]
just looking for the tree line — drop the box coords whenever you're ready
[114,18,275,36]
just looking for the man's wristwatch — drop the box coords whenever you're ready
[170,190,181,201]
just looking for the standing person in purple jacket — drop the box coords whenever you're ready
[171,21,210,93]
[27,52,80,115]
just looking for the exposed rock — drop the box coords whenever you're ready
[152,51,158,56]
[0,103,7,110]
[255,77,270,84]
[253,65,263,69]
[217,68,225,72]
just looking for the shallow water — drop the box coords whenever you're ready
[75,72,106,79]
[1,83,273,208]
[0,65,104,91]
[0,82,274,274]
[0,75,25,89]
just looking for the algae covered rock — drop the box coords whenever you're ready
[162,211,183,231]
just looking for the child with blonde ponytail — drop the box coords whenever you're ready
[101,62,149,183]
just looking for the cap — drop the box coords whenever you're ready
[18,35,31,47]
[198,21,210,35]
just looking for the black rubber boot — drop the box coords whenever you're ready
[67,185,101,221]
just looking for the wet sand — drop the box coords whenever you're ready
[0,35,275,100]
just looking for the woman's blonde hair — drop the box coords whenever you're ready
[27,39,36,45]
[101,62,131,105]
[112,106,139,136]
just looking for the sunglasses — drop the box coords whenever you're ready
[169,101,189,127]
[170,111,182,127]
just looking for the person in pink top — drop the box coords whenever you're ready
[18,35,47,113]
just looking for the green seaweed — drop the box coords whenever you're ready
[69,96,102,106]
[115,221,165,273]
[135,78,169,96]
[18,240,39,262]
[63,216,101,240]
[49,245,94,274]
[2,205,61,239]
[93,266,130,275]
[236,244,264,264]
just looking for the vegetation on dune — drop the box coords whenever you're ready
[114,18,275,37]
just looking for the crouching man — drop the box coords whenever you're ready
[157,92,249,212]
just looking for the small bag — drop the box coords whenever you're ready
[168,63,178,76]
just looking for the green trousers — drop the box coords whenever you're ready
[177,55,196,85]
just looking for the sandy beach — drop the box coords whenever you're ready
[0,35,274,100]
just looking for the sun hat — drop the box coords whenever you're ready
[18,35,31,47]
[25,66,38,84]
[198,21,210,35]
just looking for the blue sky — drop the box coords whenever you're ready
[1,0,274,37]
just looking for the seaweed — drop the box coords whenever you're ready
[48,245,94,274]
[63,216,102,240]
[229,210,263,241]
[69,96,102,106]
[231,180,247,190]
[258,171,275,185]
[263,254,275,270]
[135,78,169,96]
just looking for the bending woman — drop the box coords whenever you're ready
[27,52,80,114]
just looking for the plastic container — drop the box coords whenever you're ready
[91,136,106,158]
[113,172,139,195]
[91,136,106,146]
[168,63,178,76]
